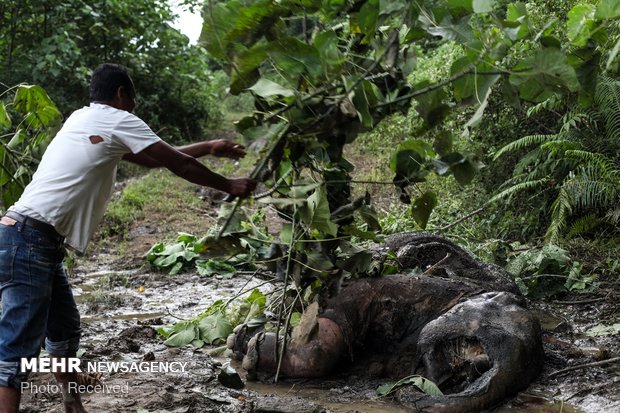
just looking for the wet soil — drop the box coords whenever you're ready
[18,194,620,413]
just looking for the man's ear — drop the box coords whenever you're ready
[116,86,127,99]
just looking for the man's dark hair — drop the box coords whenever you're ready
[89,63,135,101]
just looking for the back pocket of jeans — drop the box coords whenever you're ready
[0,246,17,284]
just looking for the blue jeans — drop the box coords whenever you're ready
[0,219,81,389]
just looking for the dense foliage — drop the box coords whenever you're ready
[198,0,619,293]
[0,0,221,143]
[0,85,61,208]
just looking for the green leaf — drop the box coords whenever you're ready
[595,0,620,19]
[411,191,438,229]
[338,250,373,276]
[239,121,288,152]
[351,80,376,128]
[0,102,11,129]
[268,37,322,81]
[376,375,443,397]
[473,0,495,14]
[418,13,473,43]
[249,78,295,98]
[447,0,473,12]
[505,2,530,40]
[510,48,580,101]
[390,140,435,182]
[413,80,450,126]
[355,0,379,43]
[164,322,197,347]
[606,37,620,71]
[13,85,61,129]
[198,313,233,345]
[314,30,344,71]
[196,259,236,278]
[567,4,597,47]
[7,129,27,149]
[299,187,338,236]
[230,44,269,94]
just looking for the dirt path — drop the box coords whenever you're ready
[18,194,620,413]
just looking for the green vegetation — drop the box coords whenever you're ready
[0,0,222,143]
[0,85,62,209]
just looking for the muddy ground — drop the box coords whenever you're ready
[19,187,620,413]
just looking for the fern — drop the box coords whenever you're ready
[596,76,620,142]
[545,187,572,243]
[493,134,563,160]
[566,214,601,239]
[488,178,548,203]
[494,75,620,243]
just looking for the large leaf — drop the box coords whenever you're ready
[202,0,285,60]
[376,375,443,397]
[595,0,620,19]
[268,37,322,81]
[504,2,530,41]
[418,13,473,43]
[198,313,233,345]
[249,78,295,98]
[433,152,479,185]
[413,80,450,126]
[164,322,197,347]
[451,60,500,104]
[352,0,379,43]
[298,187,338,236]
[314,30,345,72]
[0,102,11,129]
[473,0,495,14]
[411,191,438,229]
[390,140,435,182]
[447,0,473,12]
[510,48,580,101]
[13,85,61,129]
[230,44,268,94]
[567,4,597,47]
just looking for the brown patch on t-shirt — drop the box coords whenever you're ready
[89,135,104,144]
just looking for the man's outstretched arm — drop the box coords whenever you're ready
[129,140,256,197]
[122,139,246,167]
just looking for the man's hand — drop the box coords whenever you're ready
[210,139,247,159]
[226,178,258,198]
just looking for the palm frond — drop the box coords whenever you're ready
[566,214,601,239]
[542,140,582,154]
[493,134,564,161]
[526,94,564,117]
[545,187,572,244]
[605,207,620,224]
[595,76,620,142]
[489,178,548,203]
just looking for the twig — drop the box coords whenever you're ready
[372,70,505,109]
[423,253,451,275]
[165,306,188,321]
[274,205,297,383]
[436,206,487,231]
[548,357,620,379]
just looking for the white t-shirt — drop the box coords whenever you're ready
[10,103,161,253]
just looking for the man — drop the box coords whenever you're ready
[0,63,257,413]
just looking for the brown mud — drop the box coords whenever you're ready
[18,193,620,413]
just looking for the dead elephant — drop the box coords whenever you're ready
[228,233,544,412]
